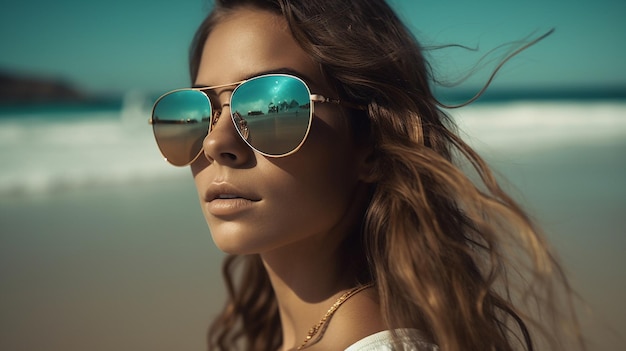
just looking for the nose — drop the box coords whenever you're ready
[201,105,254,166]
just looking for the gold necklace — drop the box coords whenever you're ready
[296,283,375,350]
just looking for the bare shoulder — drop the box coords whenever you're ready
[310,287,386,350]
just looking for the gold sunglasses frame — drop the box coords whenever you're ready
[150,73,361,166]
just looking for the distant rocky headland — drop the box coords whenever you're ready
[0,71,130,115]
[0,71,91,104]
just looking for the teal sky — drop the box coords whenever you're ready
[1,0,624,95]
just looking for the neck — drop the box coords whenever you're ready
[261,181,373,350]
[261,232,358,350]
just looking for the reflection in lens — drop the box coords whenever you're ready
[152,90,212,166]
[231,75,311,155]
[233,112,249,140]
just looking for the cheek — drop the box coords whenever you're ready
[276,116,362,210]
[190,156,208,178]
[269,145,360,220]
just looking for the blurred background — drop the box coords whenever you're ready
[1,0,624,350]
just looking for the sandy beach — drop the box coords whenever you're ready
[1,180,226,350]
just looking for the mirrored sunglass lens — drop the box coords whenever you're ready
[152,90,212,166]
[231,75,311,156]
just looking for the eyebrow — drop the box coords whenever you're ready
[192,67,317,89]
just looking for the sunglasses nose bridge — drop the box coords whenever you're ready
[201,103,253,164]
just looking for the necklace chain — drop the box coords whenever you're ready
[296,283,374,350]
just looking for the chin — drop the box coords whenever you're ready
[213,241,256,255]
[209,229,271,255]
[210,230,302,257]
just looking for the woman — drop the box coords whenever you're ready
[150,0,585,350]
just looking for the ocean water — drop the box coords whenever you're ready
[1,95,625,350]
[0,93,187,197]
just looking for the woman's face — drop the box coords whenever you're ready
[191,7,371,256]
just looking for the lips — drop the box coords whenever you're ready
[205,183,260,202]
[204,182,261,217]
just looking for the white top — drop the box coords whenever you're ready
[344,329,438,351]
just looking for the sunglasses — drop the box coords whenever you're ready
[150,73,359,166]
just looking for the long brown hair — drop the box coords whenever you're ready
[190,1,585,350]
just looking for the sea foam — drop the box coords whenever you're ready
[0,102,187,196]
[451,101,626,153]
